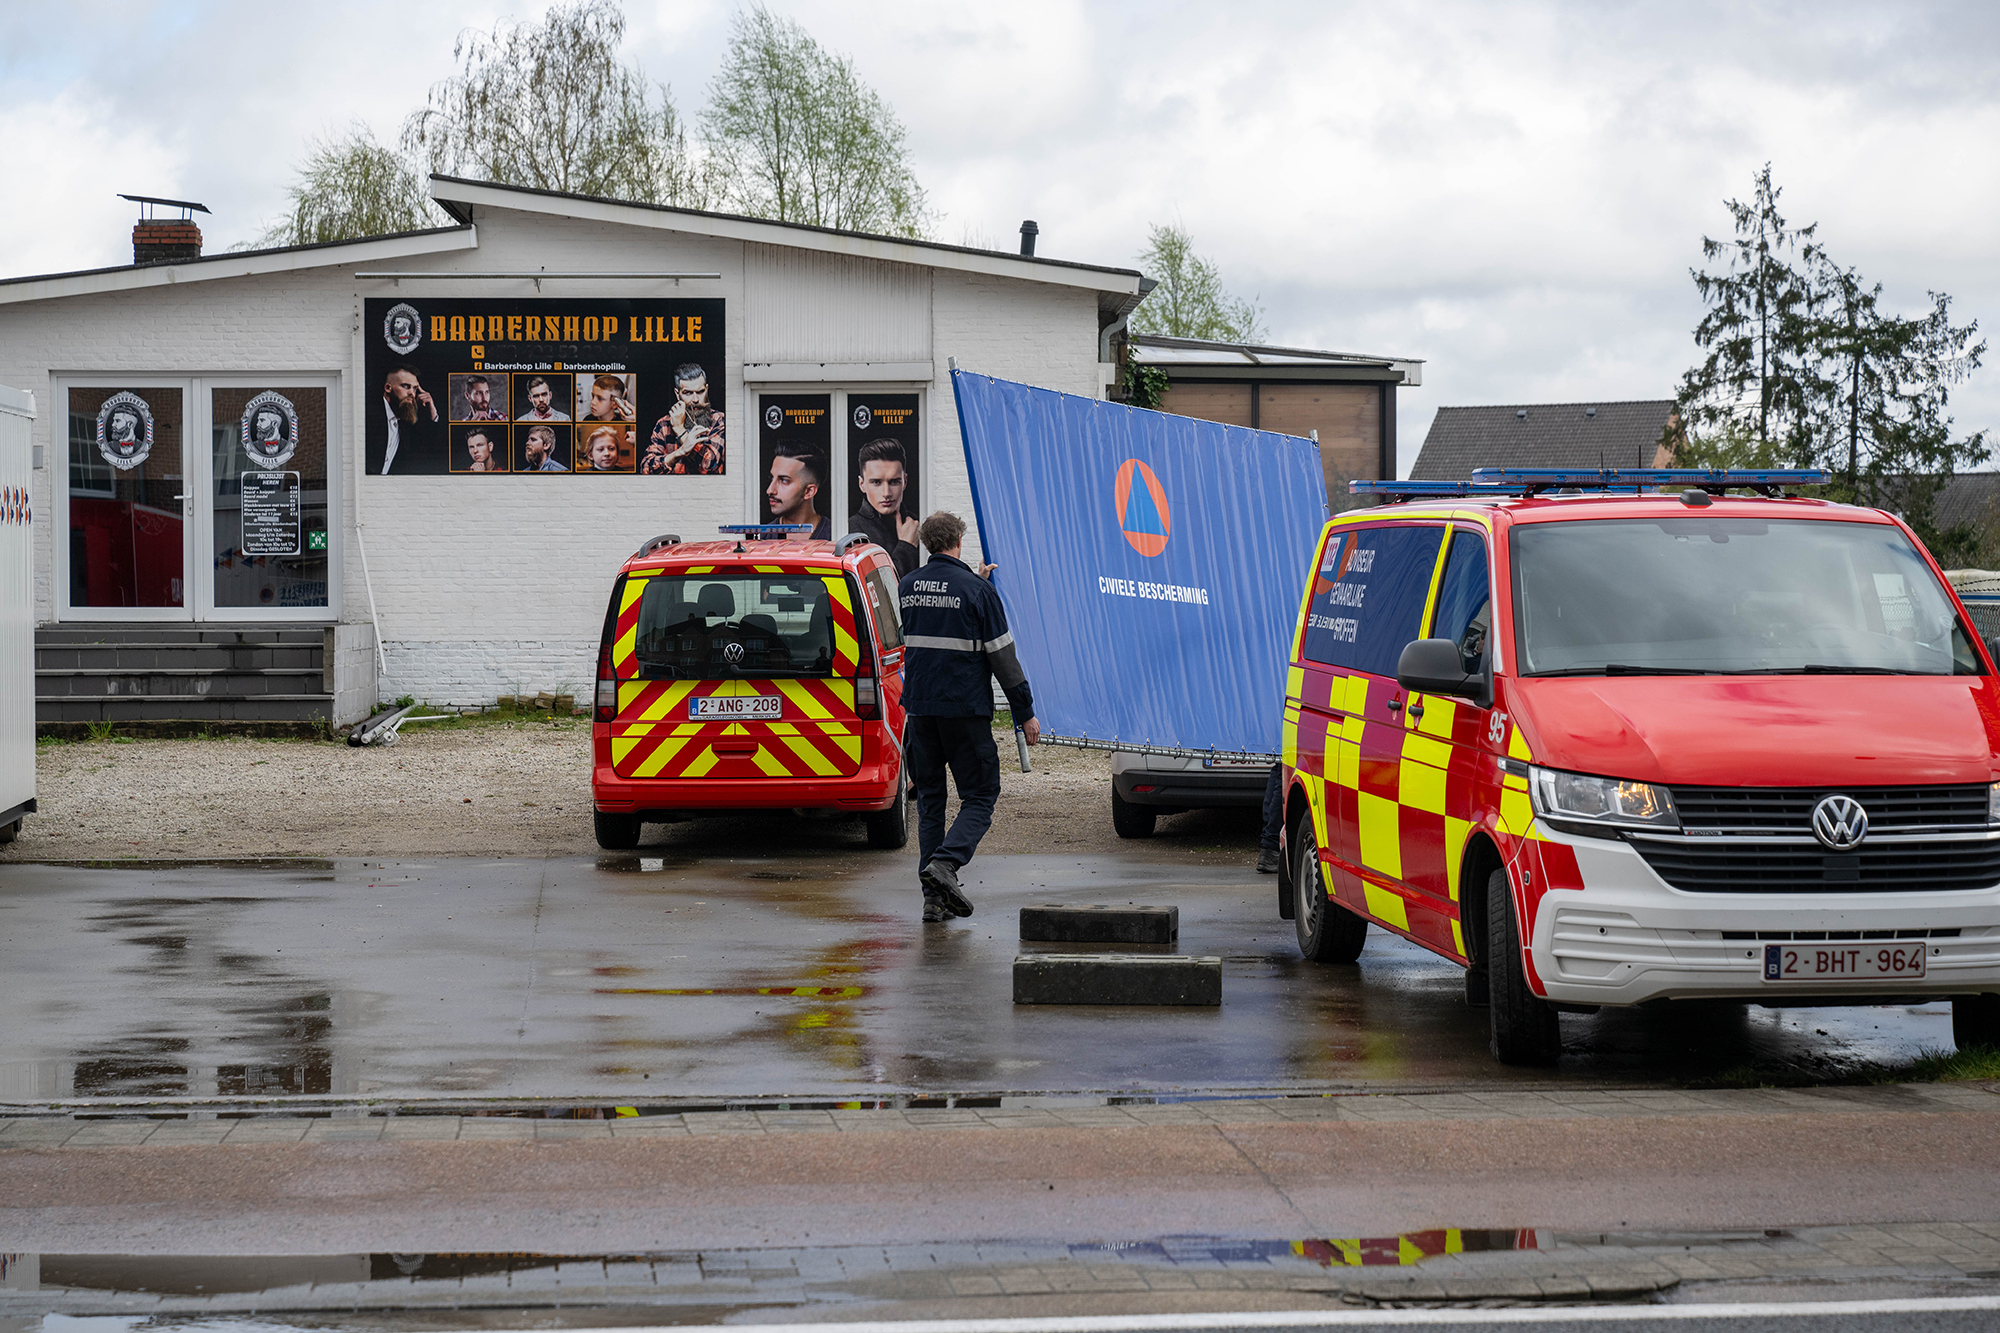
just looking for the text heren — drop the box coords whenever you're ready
[1098,575,1210,606]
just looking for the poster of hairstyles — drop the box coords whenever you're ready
[846,394,921,577]
[758,394,832,542]
[363,298,724,477]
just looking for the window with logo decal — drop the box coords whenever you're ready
[1302,524,1444,675]
[625,574,845,680]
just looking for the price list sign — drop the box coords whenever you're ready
[241,470,301,556]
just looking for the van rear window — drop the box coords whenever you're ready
[623,574,846,680]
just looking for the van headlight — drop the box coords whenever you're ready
[1528,766,1678,836]
[1990,783,2000,825]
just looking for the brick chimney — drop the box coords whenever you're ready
[133,218,202,265]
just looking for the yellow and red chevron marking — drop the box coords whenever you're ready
[611,678,861,779]
[823,577,861,675]
[611,572,654,677]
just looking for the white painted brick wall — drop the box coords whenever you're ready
[0,205,1115,707]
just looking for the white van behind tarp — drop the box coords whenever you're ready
[0,384,34,839]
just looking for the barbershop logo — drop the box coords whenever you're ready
[240,390,299,470]
[383,302,422,356]
[764,404,783,431]
[853,404,872,430]
[1114,458,1171,557]
[95,392,154,471]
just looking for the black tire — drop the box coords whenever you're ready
[865,778,909,849]
[593,810,642,850]
[1953,993,2000,1051]
[1111,788,1157,839]
[1487,866,1560,1065]
[1292,814,1367,963]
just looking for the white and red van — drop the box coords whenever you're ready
[1278,470,2000,1064]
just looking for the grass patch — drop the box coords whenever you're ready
[1860,1044,2000,1084]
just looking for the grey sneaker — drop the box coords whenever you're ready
[1255,848,1281,874]
[921,858,974,917]
[922,896,949,923]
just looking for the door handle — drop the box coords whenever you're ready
[1385,698,1402,713]
[1408,702,1425,720]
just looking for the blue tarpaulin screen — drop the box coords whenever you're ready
[951,369,1329,757]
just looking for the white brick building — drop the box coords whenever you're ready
[0,178,1146,727]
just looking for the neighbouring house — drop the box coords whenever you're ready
[1410,400,1678,480]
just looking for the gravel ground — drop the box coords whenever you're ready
[1,720,1262,863]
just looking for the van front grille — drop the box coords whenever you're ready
[1668,784,1990,833]
[1632,838,2000,894]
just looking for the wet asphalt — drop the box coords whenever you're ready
[0,822,1959,1104]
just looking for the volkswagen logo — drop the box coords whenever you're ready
[722,642,746,665]
[1811,794,1869,851]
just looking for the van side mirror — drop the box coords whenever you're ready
[1397,638,1491,707]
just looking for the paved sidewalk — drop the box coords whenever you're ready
[4,1082,1998,1318]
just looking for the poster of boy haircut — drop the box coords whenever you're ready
[758,393,831,540]
[363,297,724,476]
[845,393,920,576]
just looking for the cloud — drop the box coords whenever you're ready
[4,0,1997,472]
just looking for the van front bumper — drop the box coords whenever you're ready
[1527,828,2000,1007]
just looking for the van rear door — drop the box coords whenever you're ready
[606,568,867,779]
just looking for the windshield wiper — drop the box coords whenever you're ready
[1741,665,1926,675]
[1527,664,1715,677]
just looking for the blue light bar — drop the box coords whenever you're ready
[718,523,815,536]
[1348,481,1512,497]
[1468,467,1830,487]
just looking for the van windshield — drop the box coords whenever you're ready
[624,574,846,680]
[1510,517,1982,677]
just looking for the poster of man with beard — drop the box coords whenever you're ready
[369,367,442,475]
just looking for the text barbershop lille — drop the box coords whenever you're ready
[428,314,706,344]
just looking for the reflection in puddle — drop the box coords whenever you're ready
[1068,1229,1539,1268]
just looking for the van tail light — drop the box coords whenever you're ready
[855,673,880,720]
[595,641,617,721]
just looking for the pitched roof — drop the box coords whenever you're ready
[1933,472,2000,534]
[1411,400,1677,479]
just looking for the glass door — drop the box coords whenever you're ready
[63,382,192,619]
[204,381,334,618]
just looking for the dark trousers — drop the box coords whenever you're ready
[1261,762,1284,855]
[907,714,1002,874]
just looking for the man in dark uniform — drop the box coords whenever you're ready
[898,511,1040,922]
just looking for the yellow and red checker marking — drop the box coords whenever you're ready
[1282,508,1582,990]
[607,567,866,780]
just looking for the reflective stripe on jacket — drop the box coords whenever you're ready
[898,553,1036,720]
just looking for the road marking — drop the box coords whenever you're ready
[491,1295,2000,1333]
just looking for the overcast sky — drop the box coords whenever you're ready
[4,0,1998,473]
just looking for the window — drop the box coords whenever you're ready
[1510,517,1982,676]
[625,573,846,680]
[1430,529,1491,675]
[862,565,902,649]
[1301,524,1444,676]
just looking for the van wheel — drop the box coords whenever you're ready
[1111,789,1156,839]
[594,811,642,850]
[1487,867,1560,1065]
[1953,993,2000,1050]
[865,780,909,849]
[1293,815,1366,963]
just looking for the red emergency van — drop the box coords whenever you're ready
[1278,469,2000,1064]
[590,527,908,850]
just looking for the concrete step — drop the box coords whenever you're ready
[1020,904,1179,945]
[36,627,327,646]
[37,695,334,724]
[1012,954,1222,1006]
[37,669,326,699]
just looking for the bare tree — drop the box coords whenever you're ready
[1129,223,1264,343]
[701,6,928,237]
[258,126,441,248]
[401,0,711,207]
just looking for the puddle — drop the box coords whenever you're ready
[1071,1228,1540,1268]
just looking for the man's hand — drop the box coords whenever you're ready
[1023,716,1041,746]
[667,401,687,433]
[896,513,919,545]
[417,388,438,421]
[978,562,997,579]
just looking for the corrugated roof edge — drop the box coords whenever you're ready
[1129,332,1426,365]
[430,174,1144,285]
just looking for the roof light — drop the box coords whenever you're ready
[718,524,814,537]
[1348,467,1832,504]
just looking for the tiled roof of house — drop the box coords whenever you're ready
[1410,400,1677,479]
